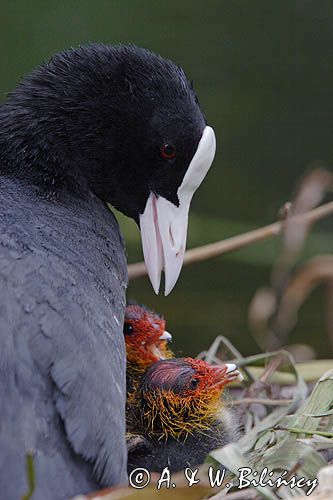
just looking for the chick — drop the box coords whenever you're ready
[127,357,242,473]
[124,303,173,394]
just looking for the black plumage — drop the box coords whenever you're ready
[0,44,205,219]
[0,44,211,499]
[127,422,231,474]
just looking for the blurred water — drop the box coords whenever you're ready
[1,0,332,357]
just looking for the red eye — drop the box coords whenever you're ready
[160,143,176,159]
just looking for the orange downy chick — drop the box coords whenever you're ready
[127,357,242,473]
[123,303,173,395]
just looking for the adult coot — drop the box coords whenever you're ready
[0,44,215,499]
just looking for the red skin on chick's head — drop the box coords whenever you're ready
[124,304,173,386]
[134,357,242,440]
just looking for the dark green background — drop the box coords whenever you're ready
[2,1,332,357]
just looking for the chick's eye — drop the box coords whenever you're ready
[189,379,198,390]
[160,143,176,159]
[123,323,134,336]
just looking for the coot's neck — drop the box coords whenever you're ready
[0,101,97,199]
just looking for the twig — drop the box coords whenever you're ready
[326,281,333,351]
[277,426,333,438]
[199,335,256,383]
[232,398,292,406]
[243,354,285,400]
[259,354,284,385]
[128,201,333,279]
[275,255,333,335]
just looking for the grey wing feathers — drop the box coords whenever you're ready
[0,179,128,499]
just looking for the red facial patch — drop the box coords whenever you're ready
[125,305,165,342]
[124,304,169,366]
[183,358,232,392]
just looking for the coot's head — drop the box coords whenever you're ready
[1,44,216,294]
[124,302,173,373]
[135,358,242,439]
